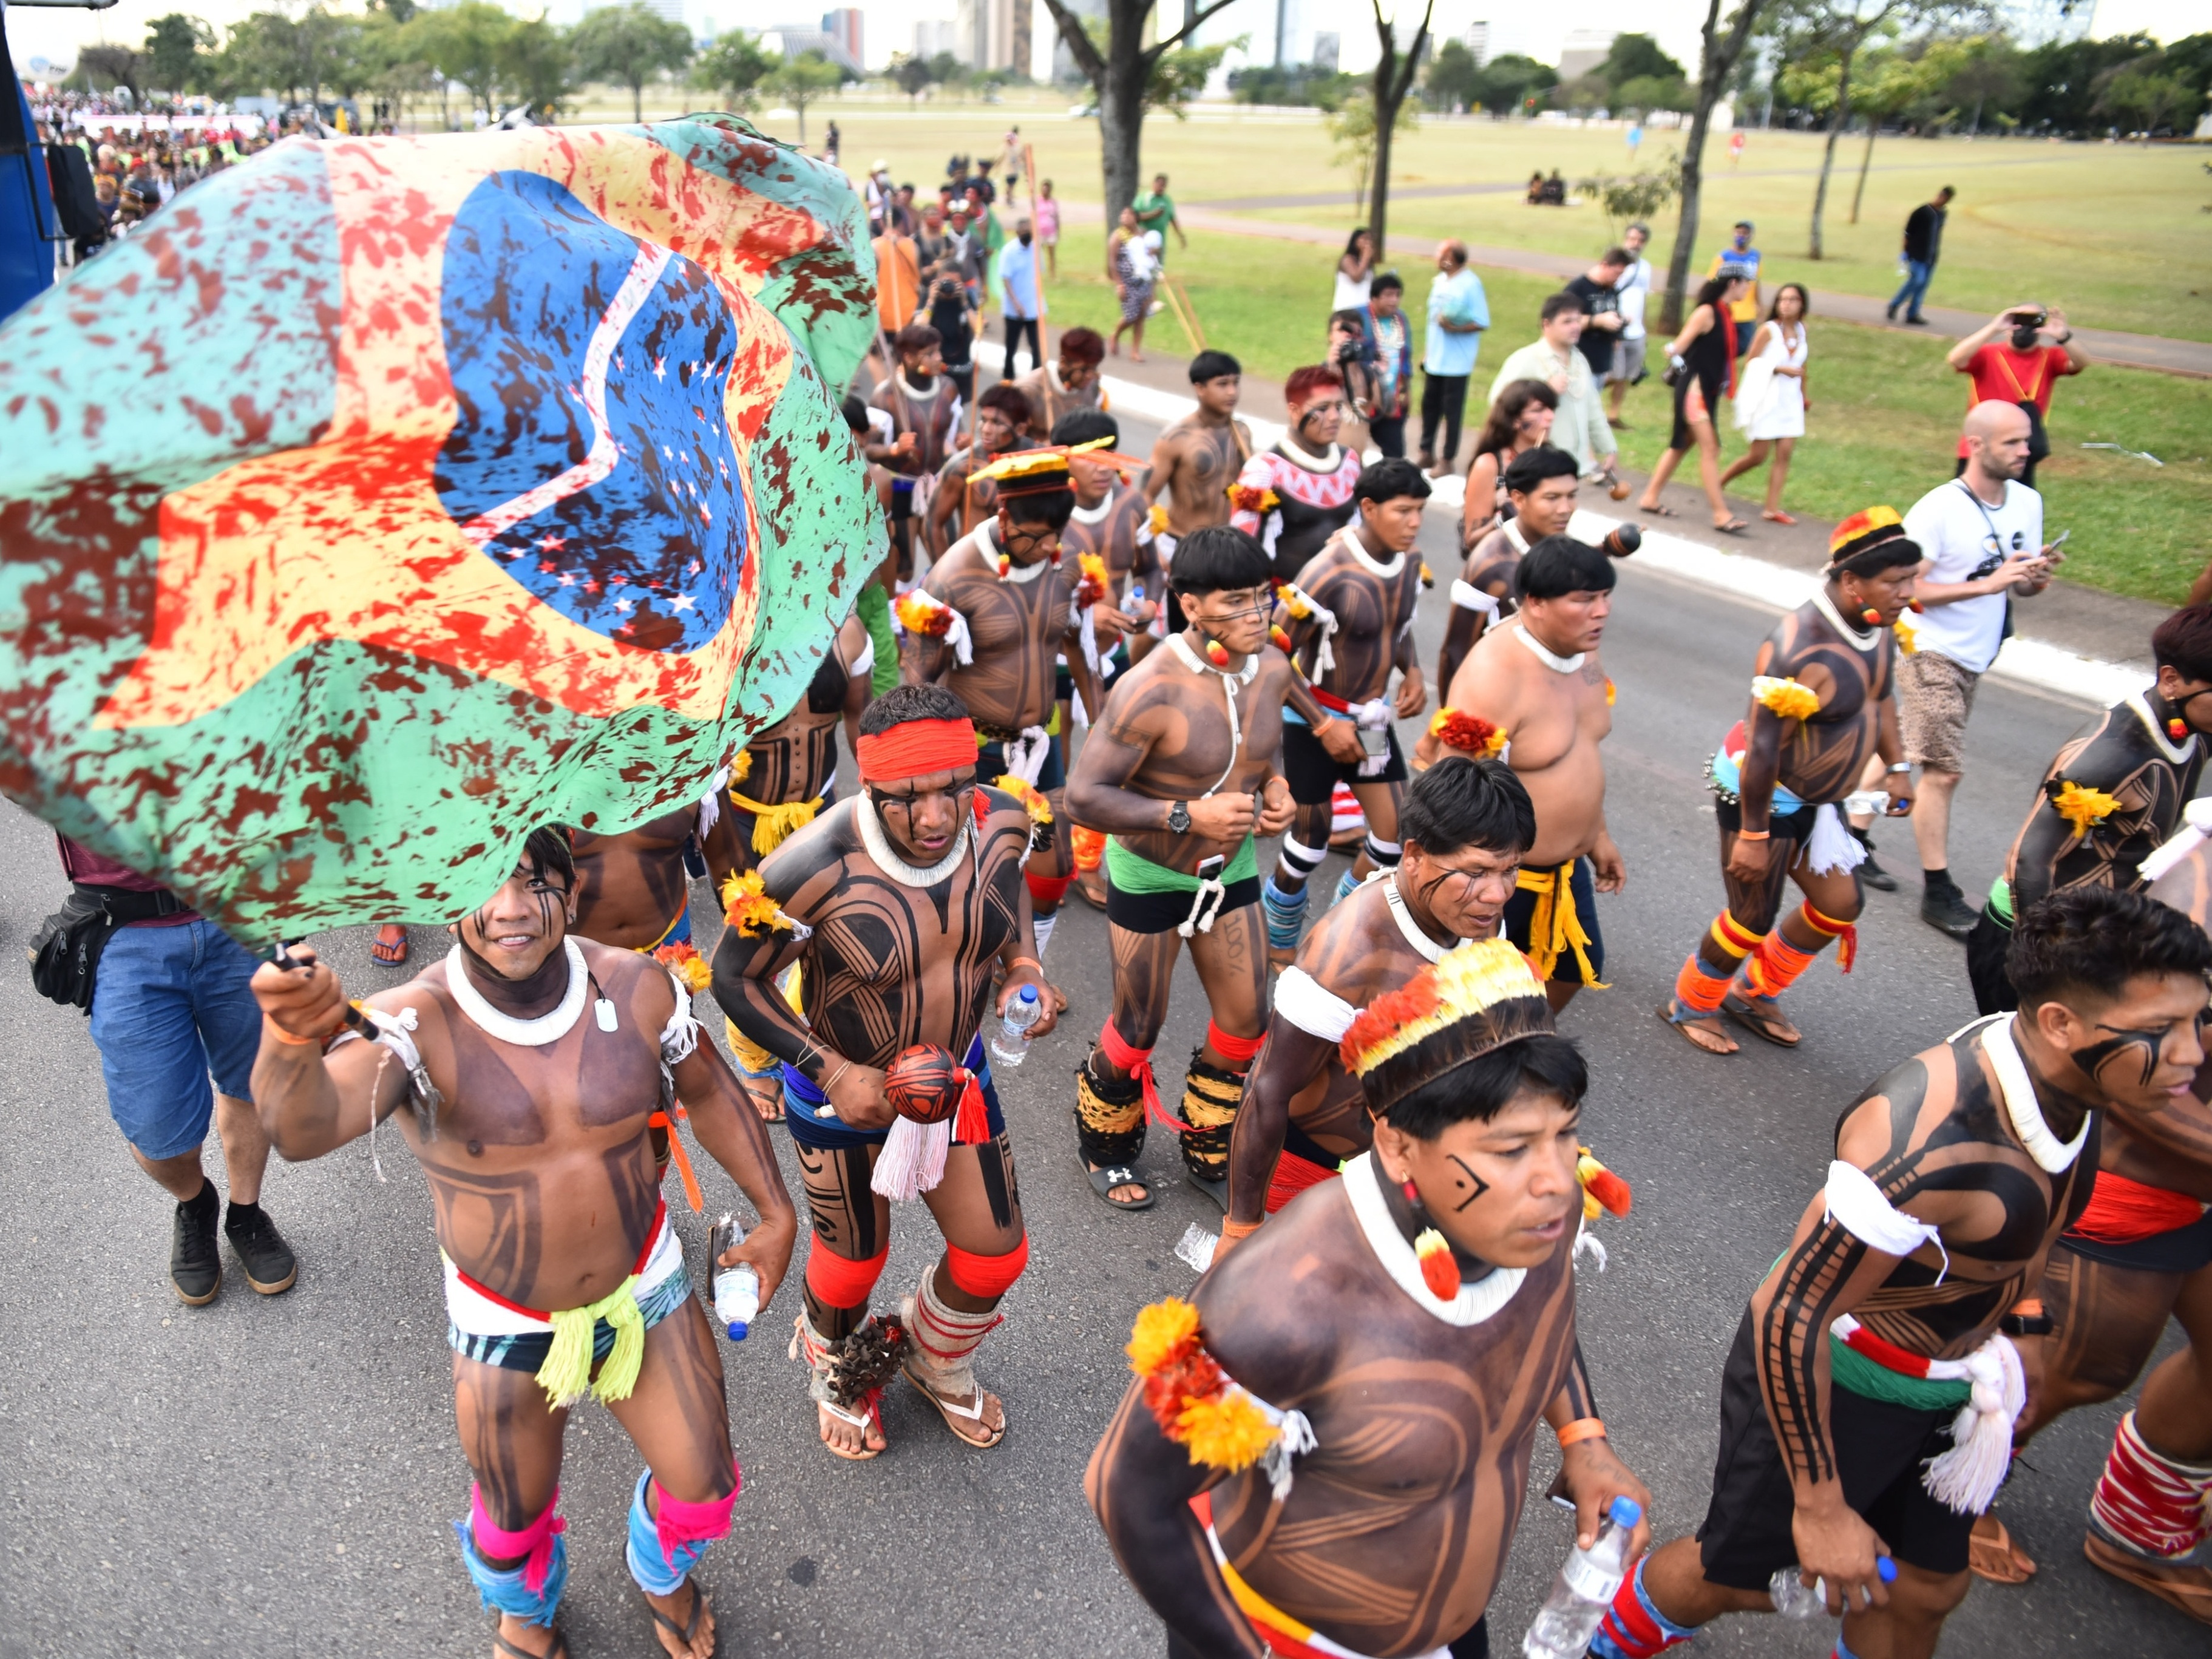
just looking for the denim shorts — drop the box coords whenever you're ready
[89,920,263,1159]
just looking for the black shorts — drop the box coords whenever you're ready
[1501,858,1605,985]
[1966,907,2017,1016]
[2061,1211,2212,1275]
[1696,1310,1976,1587]
[1107,876,1261,935]
[1712,795,1819,843]
[977,734,1066,792]
[1281,718,1406,807]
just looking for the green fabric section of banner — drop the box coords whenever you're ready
[1828,1333,1973,1413]
[1987,875,2014,928]
[857,586,899,698]
[1106,835,1258,894]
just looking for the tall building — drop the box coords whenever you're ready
[915,18,959,61]
[1462,21,1489,69]
[953,0,1030,73]
[821,7,862,66]
[1557,29,1617,83]
[1311,30,1338,71]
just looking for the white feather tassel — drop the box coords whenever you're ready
[870,1114,952,1203]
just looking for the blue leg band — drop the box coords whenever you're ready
[625,1471,713,1598]
[1329,866,1362,908]
[1262,877,1309,951]
[452,1519,568,1627]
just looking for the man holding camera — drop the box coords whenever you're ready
[1946,303,2087,492]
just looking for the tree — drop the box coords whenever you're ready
[1576,154,1684,242]
[1931,33,2023,135]
[1660,0,1770,334]
[75,44,147,100]
[143,14,214,96]
[763,53,844,146]
[498,15,574,120]
[571,1,693,124]
[1424,38,1478,110]
[888,50,934,104]
[1612,73,1694,114]
[1326,89,1417,213]
[1766,0,1935,260]
[1602,33,1688,86]
[1039,0,1244,225]
[1149,39,1234,118]
[2097,61,2200,134]
[697,32,778,112]
[1361,0,1434,265]
[1842,47,1936,223]
[2015,32,2154,135]
[1468,53,1555,114]
[414,1,514,119]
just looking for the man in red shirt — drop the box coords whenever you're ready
[1946,303,2087,490]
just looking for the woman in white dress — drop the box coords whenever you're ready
[1332,227,1374,312]
[1722,282,1811,524]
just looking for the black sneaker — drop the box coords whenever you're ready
[1853,830,1898,892]
[1921,886,1980,939]
[224,1201,298,1295]
[171,1184,222,1305]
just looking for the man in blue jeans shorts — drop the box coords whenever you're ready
[63,836,297,1305]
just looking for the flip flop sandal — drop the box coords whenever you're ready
[1714,518,1751,535]
[1186,1169,1230,1211]
[816,1396,886,1461]
[371,924,410,965]
[1084,1159,1155,1210]
[1763,509,1797,524]
[492,1625,571,1659]
[1655,1002,1739,1056]
[1639,502,1678,518]
[903,1365,1007,1448]
[1074,877,1109,912]
[741,1074,785,1124]
[646,1576,710,1654]
[1722,991,1801,1047]
[1969,1517,2038,1584]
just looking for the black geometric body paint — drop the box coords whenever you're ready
[1445,1153,1491,1212]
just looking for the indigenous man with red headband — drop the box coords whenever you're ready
[1065,526,1312,1212]
[1960,824,2212,1612]
[1965,602,2212,1017]
[1089,936,1651,1659]
[1659,510,1919,1055]
[1228,364,1362,586]
[904,446,1125,980]
[1013,324,1108,443]
[711,684,1055,1461]
[1596,886,2208,1659]
[924,381,1033,558]
[702,609,876,1120]
[249,827,798,1659]
[1221,756,1533,1249]
[1262,457,1431,968]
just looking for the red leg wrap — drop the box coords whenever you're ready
[803,1243,889,1311]
[1096,1020,1164,1126]
[2091,1410,2212,1559]
[1070,823,1106,873]
[1026,870,1074,908]
[943,1235,1030,1298]
[1799,899,1859,973]
[1265,1148,1337,1213]
[1206,1019,1264,1066]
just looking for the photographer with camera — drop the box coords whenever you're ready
[1946,302,2087,491]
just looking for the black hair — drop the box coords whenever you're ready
[2007,887,2212,1013]
[1541,290,1587,324]
[1502,445,1579,495]
[1515,535,1618,602]
[1354,456,1432,506]
[2153,603,2212,686]
[523,824,576,891]
[1381,1032,1587,1138]
[840,395,871,434]
[1831,537,1922,578]
[1400,756,1535,858]
[1188,349,1242,384]
[894,322,940,354]
[978,381,1032,424]
[1169,524,1272,595]
[1371,270,1404,296]
[1051,409,1120,449]
[1342,226,1369,260]
[859,682,972,737]
[1695,273,1738,312]
[1000,487,1077,531]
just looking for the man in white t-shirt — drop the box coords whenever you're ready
[1898,400,2063,937]
[1606,222,1655,426]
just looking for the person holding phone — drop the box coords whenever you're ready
[1901,402,2063,938]
[1946,302,2087,490]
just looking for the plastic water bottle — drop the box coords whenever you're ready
[991,985,1041,1069]
[1769,1556,1897,1617]
[707,1213,760,1341]
[1522,1496,1642,1659]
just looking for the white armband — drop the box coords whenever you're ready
[2141,796,2212,884]
[849,634,875,682]
[1450,579,1499,617]
[1274,967,1359,1042]
[659,970,702,1067]
[1824,1159,1949,1284]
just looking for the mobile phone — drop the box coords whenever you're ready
[1359,724,1389,758]
[1197,853,1226,881]
[2046,529,2070,550]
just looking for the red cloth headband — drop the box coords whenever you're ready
[855,718,978,784]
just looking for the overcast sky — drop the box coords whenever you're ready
[10,0,2199,92]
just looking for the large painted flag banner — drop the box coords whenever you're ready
[0,115,883,937]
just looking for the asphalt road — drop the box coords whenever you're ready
[0,406,2198,1659]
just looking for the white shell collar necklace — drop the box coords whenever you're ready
[1811,586,1882,653]
[1978,1013,2092,1173]
[444,938,589,1047]
[1343,1153,1525,1326]
[855,795,972,887]
[1513,622,1586,675]
[1383,874,1456,963]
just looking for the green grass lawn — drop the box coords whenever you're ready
[1043,226,2211,607]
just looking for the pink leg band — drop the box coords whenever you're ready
[653,1459,742,1567]
[470,1485,565,1596]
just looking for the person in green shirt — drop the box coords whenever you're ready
[1131,173,1186,265]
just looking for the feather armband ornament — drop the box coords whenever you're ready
[1577,1147,1632,1219]
[2047,778,2120,841]
[654,940,713,992]
[1074,552,1112,609]
[895,591,951,636]
[1274,580,1316,620]
[1227,483,1278,515]
[994,774,1056,852]
[1752,676,1821,721]
[1429,707,1508,756]
[1893,618,1918,655]
[720,870,795,937]
[1148,503,1171,536]
[1127,1298,1314,1498]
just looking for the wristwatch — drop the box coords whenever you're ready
[1167,800,1192,834]
[2000,1309,2055,1337]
